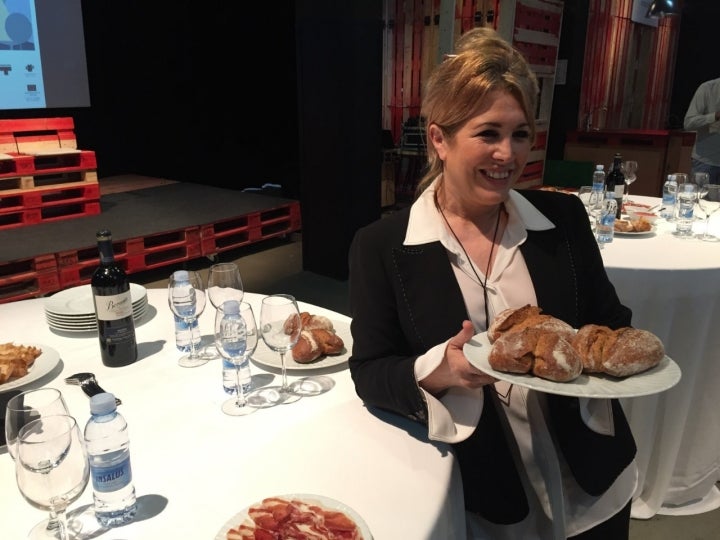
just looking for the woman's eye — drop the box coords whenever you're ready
[513,130,531,139]
[478,130,499,139]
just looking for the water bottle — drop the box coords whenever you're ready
[171,270,201,352]
[661,174,678,220]
[596,194,617,245]
[84,392,137,527]
[592,164,606,194]
[218,300,252,395]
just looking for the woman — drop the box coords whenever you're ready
[348,28,637,539]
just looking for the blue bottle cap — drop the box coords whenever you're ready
[90,392,117,415]
[173,270,189,282]
[222,300,240,315]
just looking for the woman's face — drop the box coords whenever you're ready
[430,90,532,206]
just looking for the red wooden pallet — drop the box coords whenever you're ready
[0,182,100,213]
[0,254,59,304]
[0,199,101,230]
[200,202,301,256]
[56,227,203,288]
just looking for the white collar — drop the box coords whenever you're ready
[404,178,555,246]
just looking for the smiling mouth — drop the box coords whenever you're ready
[484,169,513,180]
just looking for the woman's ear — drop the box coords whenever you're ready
[428,124,446,160]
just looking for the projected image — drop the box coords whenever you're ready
[0,0,36,50]
[0,0,43,108]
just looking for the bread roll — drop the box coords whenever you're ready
[532,332,583,382]
[488,304,542,342]
[488,328,536,374]
[291,321,345,364]
[292,330,322,363]
[601,328,664,377]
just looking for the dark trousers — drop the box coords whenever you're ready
[568,500,632,540]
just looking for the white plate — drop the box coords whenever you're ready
[252,320,351,371]
[0,345,60,393]
[464,331,682,398]
[47,302,147,322]
[613,228,656,237]
[46,305,148,332]
[214,493,372,540]
[44,283,147,317]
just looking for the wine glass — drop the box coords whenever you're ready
[15,414,89,540]
[621,160,638,203]
[696,184,720,241]
[215,300,258,416]
[203,263,245,359]
[255,294,302,406]
[5,388,70,461]
[577,186,593,212]
[168,270,208,367]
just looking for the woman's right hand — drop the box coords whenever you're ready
[420,320,498,394]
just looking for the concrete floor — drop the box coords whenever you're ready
[130,233,720,539]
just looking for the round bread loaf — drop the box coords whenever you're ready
[601,327,664,377]
[531,332,583,382]
[488,327,536,374]
[488,304,542,342]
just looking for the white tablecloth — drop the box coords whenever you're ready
[599,195,720,519]
[0,290,467,539]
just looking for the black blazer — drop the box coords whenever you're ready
[348,189,636,523]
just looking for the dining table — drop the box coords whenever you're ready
[597,194,720,519]
[0,288,467,539]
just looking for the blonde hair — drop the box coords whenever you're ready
[415,27,539,196]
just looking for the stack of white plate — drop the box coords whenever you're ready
[44,283,148,333]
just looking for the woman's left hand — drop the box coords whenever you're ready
[421,320,498,394]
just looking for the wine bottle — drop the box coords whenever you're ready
[605,153,625,219]
[91,229,138,367]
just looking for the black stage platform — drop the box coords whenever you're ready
[1,182,300,263]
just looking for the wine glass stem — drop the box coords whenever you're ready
[234,364,247,407]
[279,351,289,391]
[53,508,70,540]
[187,317,199,358]
[47,508,60,530]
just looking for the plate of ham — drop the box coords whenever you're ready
[216,494,372,539]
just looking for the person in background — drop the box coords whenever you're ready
[684,77,720,185]
[348,27,637,539]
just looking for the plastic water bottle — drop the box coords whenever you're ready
[592,164,606,194]
[84,392,137,527]
[171,270,201,352]
[661,174,678,220]
[596,194,617,245]
[218,300,252,395]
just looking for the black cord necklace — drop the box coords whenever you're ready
[436,195,502,327]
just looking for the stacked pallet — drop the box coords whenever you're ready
[0,117,100,230]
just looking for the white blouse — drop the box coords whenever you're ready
[407,180,637,539]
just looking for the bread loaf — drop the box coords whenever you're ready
[291,313,345,363]
[487,306,665,382]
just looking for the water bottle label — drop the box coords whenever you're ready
[91,456,133,493]
[94,291,133,320]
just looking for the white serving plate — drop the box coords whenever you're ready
[0,345,60,393]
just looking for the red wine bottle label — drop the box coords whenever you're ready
[94,291,133,320]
